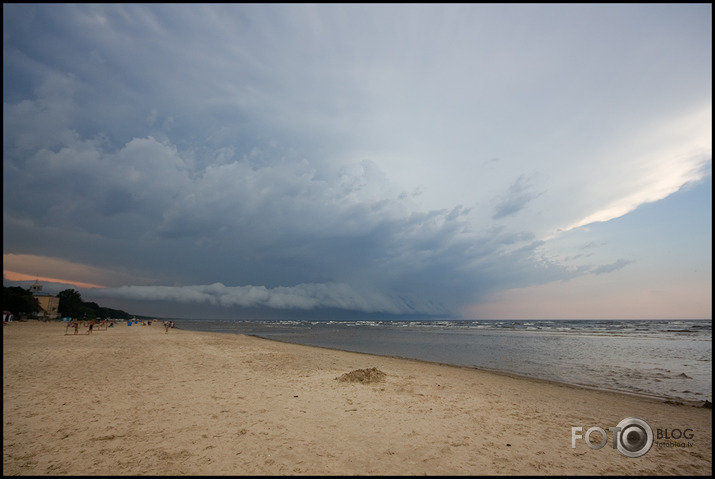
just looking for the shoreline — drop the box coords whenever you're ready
[246,333,711,408]
[4,320,712,475]
[176,317,712,405]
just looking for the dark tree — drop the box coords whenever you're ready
[57,289,87,318]
[56,288,133,320]
[4,286,136,320]
[3,286,40,316]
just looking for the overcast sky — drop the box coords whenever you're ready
[3,4,712,320]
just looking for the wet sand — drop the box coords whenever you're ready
[3,320,712,475]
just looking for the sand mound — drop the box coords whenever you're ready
[336,367,386,383]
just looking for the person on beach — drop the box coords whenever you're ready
[164,321,170,334]
[88,320,94,335]
[73,320,79,335]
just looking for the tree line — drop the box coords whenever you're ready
[3,286,134,320]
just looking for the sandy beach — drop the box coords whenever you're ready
[3,320,711,476]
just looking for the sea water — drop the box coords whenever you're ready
[175,318,711,404]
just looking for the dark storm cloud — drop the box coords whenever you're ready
[3,4,711,318]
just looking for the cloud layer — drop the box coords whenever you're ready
[3,4,712,318]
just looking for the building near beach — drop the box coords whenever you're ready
[29,280,60,320]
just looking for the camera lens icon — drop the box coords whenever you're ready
[615,417,653,458]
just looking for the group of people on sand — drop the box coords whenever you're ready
[136,319,161,326]
[64,318,109,335]
[61,318,174,334]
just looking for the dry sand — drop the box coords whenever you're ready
[3,320,712,476]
